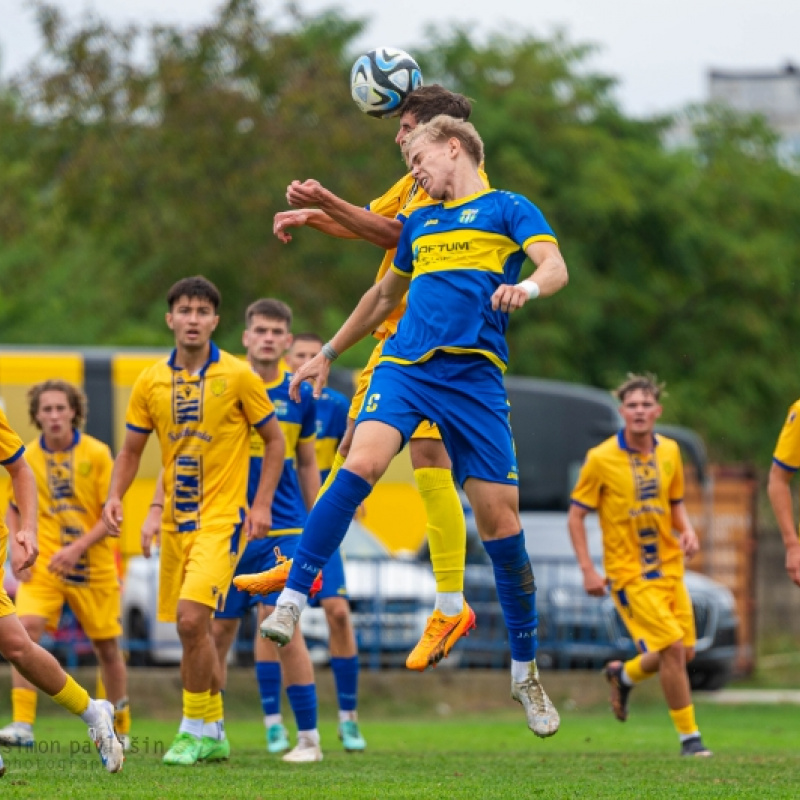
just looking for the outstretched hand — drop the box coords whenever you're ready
[273,209,313,243]
[289,351,331,401]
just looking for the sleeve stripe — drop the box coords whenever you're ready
[570,498,595,511]
[126,423,153,434]
[252,411,276,429]
[772,457,799,473]
[0,445,25,466]
[522,234,558,250]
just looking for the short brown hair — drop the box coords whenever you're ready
[398,84,473,125]
[28,379,87,430]
[166,276,221,311]
[245,298,293,328]
[614,372,667,403]
[403,115,484,168]
[291,332,323,347]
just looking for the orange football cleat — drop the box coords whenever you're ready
[233,548,323,597]
[405,602,476,671]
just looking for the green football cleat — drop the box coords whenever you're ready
[199,736,230,762]
[338,720,366,752]
[163,732,203,766]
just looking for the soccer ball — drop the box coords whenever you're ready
[350,47,423,119]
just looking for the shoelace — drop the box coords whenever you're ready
[421,614,455,642]
[273,546,289,566]
[171,735,198,754]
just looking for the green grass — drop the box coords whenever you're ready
[1,703,799,799]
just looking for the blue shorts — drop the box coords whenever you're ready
[216,534,299,619]
[356,354,519,488]
[310,547,349,605]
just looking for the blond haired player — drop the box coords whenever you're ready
[240,86,485,670]
[0,380,130,750]
[0,405,122,776]
[568,373,712,757]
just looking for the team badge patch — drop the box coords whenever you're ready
[459,208,479,224]
[210,378,227,396]
[77,460,92,477]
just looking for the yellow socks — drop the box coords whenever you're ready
[414,467,466,593]
[114,697,131,737]
[623,654,657,685]
[11,687,37,726]
[51,675,90,716]
[668,704,699,736]
[204,692,224,727]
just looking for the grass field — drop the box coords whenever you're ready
[1,701,799,799]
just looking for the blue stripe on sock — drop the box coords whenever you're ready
[286,683,318,732]
[286,469,372,594]
[482,531,538,661]
[330,655,359,712]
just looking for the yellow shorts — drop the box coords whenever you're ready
[611,575,696,653]
[15,571,122,640]
[158,521,245,622]
[0,537,16,619]
[350,338,442,441]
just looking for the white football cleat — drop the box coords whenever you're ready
[0,721,34,747]
[511,663,560,738]
[282,733,323,763]
[259,603,300,646]
[89,700,124,773]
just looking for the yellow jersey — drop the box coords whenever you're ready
[0,407,26,543]
[570,431,686,588]
[126,343,275,533]
[11,431,116,587]
[368,168,490,337]
[773,398,800,472]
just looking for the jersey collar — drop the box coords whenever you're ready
[40,428,80,453]
[168,341,221,376]
[616,429,659,453]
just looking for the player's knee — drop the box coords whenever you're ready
[0,631,35,664]
[175,610,207,641]
[324,600,351,634]
[93,637,122,663]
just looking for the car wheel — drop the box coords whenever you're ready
[127,611,151,667]
[689,667,731,691]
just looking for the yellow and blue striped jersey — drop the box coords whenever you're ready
[12,431,117,587]
[126,343,275,533]
[247,367,316,535]
[570,431,686,589]
[773,398,800,471]
[367,169,489,337]
[0,408,26,543]
[314,386,349,481]
[384,189,556,371]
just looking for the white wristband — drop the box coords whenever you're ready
[516,279,540,299]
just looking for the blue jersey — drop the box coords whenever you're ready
[247,367,317,535]
[314,387,349,482]
[384,189,557,372]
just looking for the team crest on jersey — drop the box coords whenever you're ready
[459,208,479,224]
[273,398,288,418]
[423,218,439,227]
[210,378,227,397]
[77,460,92,477]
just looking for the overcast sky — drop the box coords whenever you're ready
[2,0,798,117]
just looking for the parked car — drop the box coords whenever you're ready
[301,520,437,667]
[417,512,739,689]
[121,519,436,668]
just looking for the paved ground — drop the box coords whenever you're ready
[699,689,800,704]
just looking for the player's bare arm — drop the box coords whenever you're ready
[768,462,800,587]
[247,415,285,540]
[6,456,38,573]
[140,469,165,558]
[289,271,408,402]
[491,241,569,313]
[286,179,403,249]
[103,428,149,536]
[671,501,700,560]
[567,503,607,597]
[274,208,359,244]
[295,438,321,512]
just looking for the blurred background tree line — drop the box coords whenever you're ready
[1,0,799,464]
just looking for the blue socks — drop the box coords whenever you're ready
[286,683,318,733]
[255,660,282,716]
[482,531,538,662]
[287,469,372,594]
[330,656,359,713]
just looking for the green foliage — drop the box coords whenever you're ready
[1,0,799,463]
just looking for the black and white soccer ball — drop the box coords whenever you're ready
[350,47,423,119]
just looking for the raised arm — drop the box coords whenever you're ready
[285,180,403,249]
[492,241,569,313]
[288,269,409,401]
